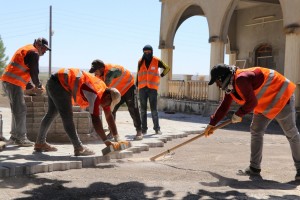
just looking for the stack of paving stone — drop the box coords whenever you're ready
[25,95,98,143]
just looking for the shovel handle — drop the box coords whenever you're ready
[150,119,232,161]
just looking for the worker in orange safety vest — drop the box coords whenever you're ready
[204,64,300,181]
[34,68,122,156]
[89,60,143,140]
[1,37,50,147]
[136,45,170,135]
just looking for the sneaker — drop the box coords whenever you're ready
[155,130,162,135]
[243,166,261,176]
[295,169,300,181]
[74,146,95,156]
[7,136,17,144]
[15,138,34,147]
[107,133,113,140]
[34,143,58,152]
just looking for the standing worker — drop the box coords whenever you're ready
[204,64,300,180]
[137,45,170,135]
[1,37,49,147]
[89,59,143,140]
[34,68,121,156]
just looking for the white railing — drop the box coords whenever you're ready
[168,79,224,101]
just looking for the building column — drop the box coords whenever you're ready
[159,48,173,97]
[207,40,225,101]
[284,33,300,107]
[229,53,236,66]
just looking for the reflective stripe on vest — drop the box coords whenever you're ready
[58,68,83,103]
[137,57,160,90]
[103,64,134,96]
[230,67,295,119]
[0,44,37,89]
[57,68,107,108]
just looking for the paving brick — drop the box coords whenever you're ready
[142,141,164,148]
[69,161,82,169]
[127,146,142,153]
[52,162,70,171]
[109,150,133,159]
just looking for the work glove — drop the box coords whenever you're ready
[114,134,121,142]
[33,87,44,96]
[204,124,215,137]
[104,140,120,150]
[231,113,242,123]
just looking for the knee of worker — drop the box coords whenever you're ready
[250,123,266,137]
[13,106,27,116]
[285,126,300,142]
[43,110,59,121]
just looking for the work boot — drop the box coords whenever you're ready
[7,136,17,144]
[34,143,58,152]
[243,166,261,176]
[74,146,95,156]
[15,138,34,147]
[295,169,300,181]
[133,130,143,141]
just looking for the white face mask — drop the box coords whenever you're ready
[225,83,234,94]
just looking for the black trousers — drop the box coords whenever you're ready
[112,85,142,132]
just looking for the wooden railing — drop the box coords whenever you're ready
[168,80,224,101]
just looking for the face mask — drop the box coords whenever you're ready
[225,83,234,94]
[143,53,152,61]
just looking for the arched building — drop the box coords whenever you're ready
[158,0,300,116]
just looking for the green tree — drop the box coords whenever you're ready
[0,35,9,75]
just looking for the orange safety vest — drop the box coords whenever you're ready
[56,68,107,108]
[137,57,160,90]
[102,64,134,96]
[230,67,296,119]
[1,44,38,89]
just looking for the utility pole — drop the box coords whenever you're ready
[49,5,52,77]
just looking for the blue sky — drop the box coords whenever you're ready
[0,0,226,76]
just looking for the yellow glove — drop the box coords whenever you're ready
[231,113,242,123]
[204,124,215,137]
[104,140,120,150]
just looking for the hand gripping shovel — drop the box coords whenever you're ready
[150,119,232,161]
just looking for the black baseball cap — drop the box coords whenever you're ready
[36,37,51,51]
[208,64,231,85]
[89,59,105,73]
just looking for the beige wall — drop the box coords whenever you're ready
[231,4,285,73]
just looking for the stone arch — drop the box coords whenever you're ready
[160,4,206,49]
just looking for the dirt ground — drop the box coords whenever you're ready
[1,85,300,199]
[1,118,300,199]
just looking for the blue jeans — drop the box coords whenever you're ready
[139,87,160,132]
[250,94,300,170]
[2,81,27,140]
[36,76,83,149]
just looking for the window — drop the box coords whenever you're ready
[255,44,273,68]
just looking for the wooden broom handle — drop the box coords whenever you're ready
[150,119,232,161]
